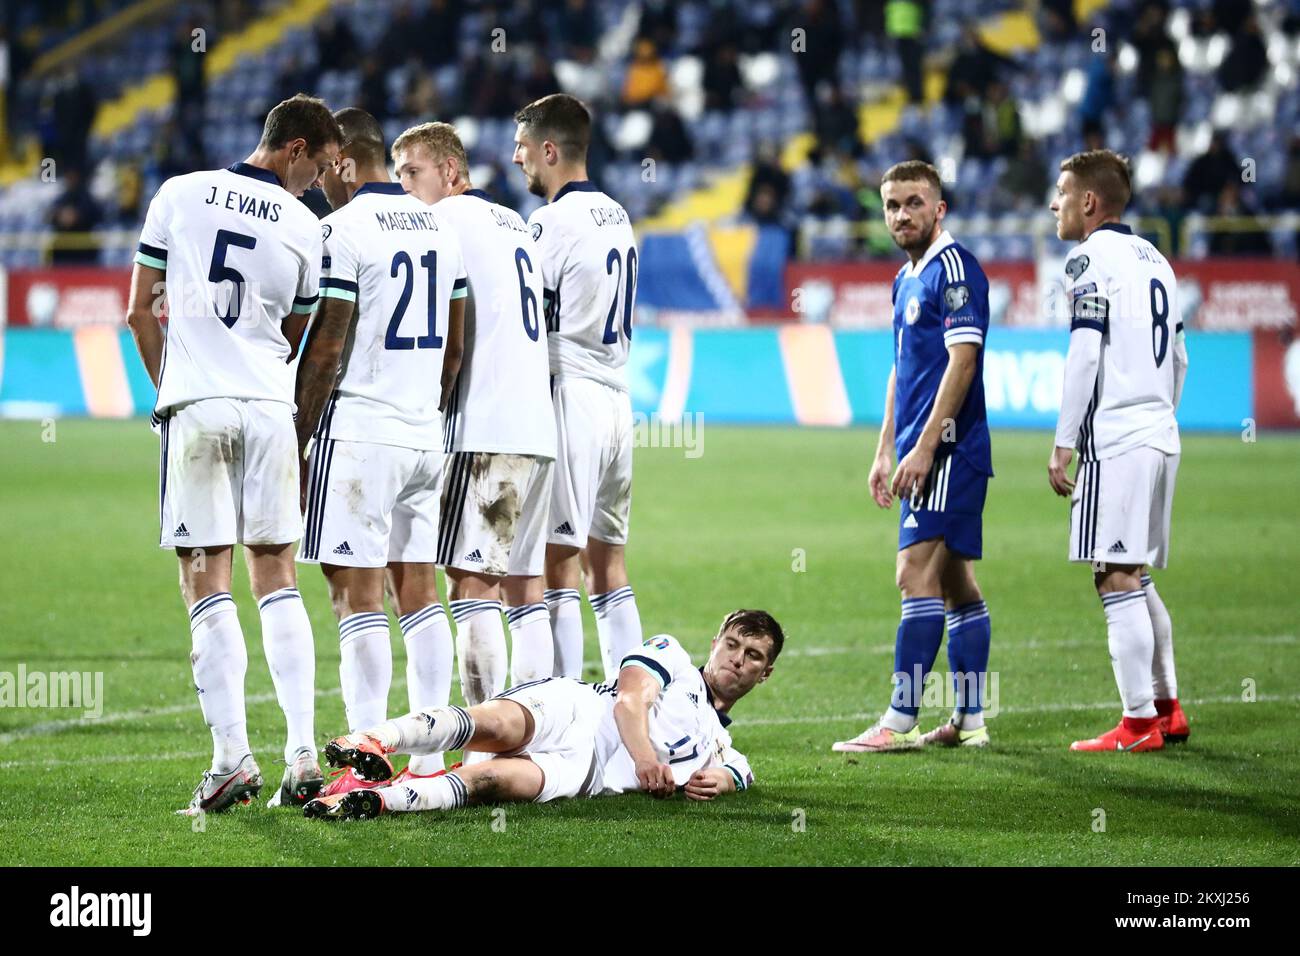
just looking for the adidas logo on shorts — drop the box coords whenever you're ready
[174,523,190,538]
[333,541,354,556]
[464,549,483,563]
[903,514,919,529]
[553,521,575,536]
[1107,540,1127,555]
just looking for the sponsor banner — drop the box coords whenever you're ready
[6,268,133,328]
[1252,328,1300,429]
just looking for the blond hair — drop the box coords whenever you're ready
[881,160,943,196]
[392,122,469,177]
[1060,149,1132,213]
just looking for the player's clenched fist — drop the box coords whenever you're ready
[635,759,675,798]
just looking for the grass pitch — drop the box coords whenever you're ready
[1,420,1297,866]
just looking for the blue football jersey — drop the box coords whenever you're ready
[891,232,992,476]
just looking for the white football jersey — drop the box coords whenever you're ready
[1055,223,1182,461]
[314,182,467,451]
[593,634,754,795]
[432,189,556,458]
[526,181,637,391]
[135,163,322,413]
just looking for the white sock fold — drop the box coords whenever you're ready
[189,592,250,774]
[450,599,506,705]
[1102,590,1158,718]
[545,588,584,678]
[377,770,469,812]
[1142,573,1178,700]
[257,586,316,763]
[338,611,392,733]
[400,603,453,775]
[590,586,642,680]
[505,602,554,686]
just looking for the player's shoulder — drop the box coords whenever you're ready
[623,633,694,683]
[936,238,988,285]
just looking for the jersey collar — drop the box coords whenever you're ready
[904,229,956,278]
[464,188,494,202]
[1091,221,1133,235]
[226,162,282,188]
[700,667,733,727]
[353,182,407,198]
[551,180,599,203]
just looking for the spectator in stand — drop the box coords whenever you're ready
[944,21,1016,106]
[471,53,520,118]
[377,3,420,65]
[814,81,862,157]
[745,141,791,223]
[702,40,744,113]
[404,69,442,121]
[1183,130,1241,212]
[1039,0,1078,42]
[638,0,679,54]
[171,18,206,110]
[415,0,461,69]
[981,79,1021,158]
[1282,135,1300,209]
[1218,13,1269,92]
[1132,1,1175,97]
[314,12,359,71]
[1209,181,1272,256]
[790,0,846,112]
[358,56,391,122]
[998,138,1048,211]
[48,166,101,265]
[558,0,600,50]
[1212,0,1253,36]
[647,97,693,165]
[623,38,669,107]
[45,66,96,175]
[1078,53,1115,140]
[520,51,560,106]
[1147,45,1183,153]
[884,0,926,105]
[273,54,315,112]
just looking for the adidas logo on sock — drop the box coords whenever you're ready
[553,521,575,536]
[1107,540,1126,554]
[332,541,354,555]
[464,549,483,563]
[174,523,190,537]
[903,514,919,529]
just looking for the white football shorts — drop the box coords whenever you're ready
[158,397,300,549]
[298,438,443,567]
[437,452,553,577]
[1070,447,1179,569]
[491,677,607,803]
[548,377,633,548]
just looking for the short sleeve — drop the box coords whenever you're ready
[134,182,171,270]
[1063,247,1108,335]
[528,210,562,326]
[316,219,357,306]
[938,247,989,349]
[447,230,468,301]
[291,224,323,315]
[620,634,693,690]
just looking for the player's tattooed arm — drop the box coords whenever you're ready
[613,666,675,798]
[293,297,355,455]
[870,368,897,508]
[125,262,167,388]
[440,295,466,412]
[891,344,979,500]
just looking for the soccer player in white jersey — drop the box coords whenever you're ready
[301,609,782,819]
[390,122,557,707]
[1047,150,1190,753]
[293,109,467,792]
[124,94,342,813]
[512,94,643,682]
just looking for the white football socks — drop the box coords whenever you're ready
[188,592,250,774]
[450,599,506,705]
[373,705,475,755]
[378,770,469,812]
[882,707,917,733]
[257,586,316,763]
[545,588,584,678]
[1102,590,1158,718]
[399,604,454,776]
[505,602,554,686]
[1142,574,1178,700]
[338,611,392,733]
[589,586,642,680]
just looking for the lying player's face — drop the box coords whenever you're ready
[512,127,547,198]
[881,180,941,253]
[1051,171,1086,241]
[285,140,338,197]
[394,144,449,204]
[704,628,775,701]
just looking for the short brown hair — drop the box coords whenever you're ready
[514,93,591,162]
[391,121,470,177]
[717,609,785,663]
[333,107,386,167]
[1060,149,1132,213]
[260,93,343,153]
[881,160,943,196]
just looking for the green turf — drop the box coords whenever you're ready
[1,420,1298,866]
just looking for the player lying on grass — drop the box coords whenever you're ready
[303,609,783,819]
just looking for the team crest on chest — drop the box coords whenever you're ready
[905,296,921,325]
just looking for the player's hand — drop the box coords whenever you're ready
[891,445,934,503]
[684,769,722,801]
[1048,446,1075,497]
[635,759,675,799]
[298,441,311,513]
[868,454,894,509]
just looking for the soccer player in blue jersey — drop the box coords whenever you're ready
[832,161,995,752]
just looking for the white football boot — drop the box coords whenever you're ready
[266,747,325,808]
[176,753,263,816]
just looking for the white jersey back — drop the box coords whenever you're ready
[135,163,322,413]
[526,181,637,391]
[315,182,467,450]
[594,635,754,794]
[433,189,555,458]
[1062,224,1181,461]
